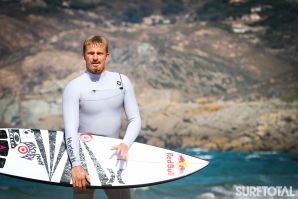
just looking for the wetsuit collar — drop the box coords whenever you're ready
[85,70,107,82]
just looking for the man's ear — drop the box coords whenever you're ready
[82,52,86,60]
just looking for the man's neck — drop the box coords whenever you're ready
[86,67,106,75]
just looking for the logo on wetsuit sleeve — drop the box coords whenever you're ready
[66,137,77,163]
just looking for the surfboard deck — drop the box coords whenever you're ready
[0,128,209,188]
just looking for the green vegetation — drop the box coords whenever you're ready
[196,0,298,21]
[172,62,181,71]
[196,0,298,50]
[196,0,249,21]
[122,5,153,23]
[280,93,298,103]
[148,79,159,88]
[186,71,193,76]
[214,84,227,93]
[161,0,185,15]
[43,0,112,10]
[260,2,298,49]
[160,82,176,88]
[43,0,61,7]
[170,68,179,79]
[73,2,112,10]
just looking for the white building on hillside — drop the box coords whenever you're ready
[232,23,250,33]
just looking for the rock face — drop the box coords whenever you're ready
[0,2,298,153]
[129,100,298,153]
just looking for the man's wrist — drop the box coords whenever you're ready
[71,162,82,168]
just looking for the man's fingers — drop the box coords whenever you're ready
[81,178,86,190]
[111,144,129,160]
[86,174,91,184]
[126,153,129,160]
[71,166,89,190]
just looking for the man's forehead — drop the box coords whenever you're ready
[86,43,106,50]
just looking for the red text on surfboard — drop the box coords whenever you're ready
[167,153,174,176]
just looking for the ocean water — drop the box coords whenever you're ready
[1,149,298,199]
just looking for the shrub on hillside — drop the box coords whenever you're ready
[161,0,184,15]
[122,5,153,23]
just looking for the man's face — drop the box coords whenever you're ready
[83,44,109,75]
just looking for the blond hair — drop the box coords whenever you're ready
[83,35,108,53]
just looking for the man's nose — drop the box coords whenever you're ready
[93,54,98,60]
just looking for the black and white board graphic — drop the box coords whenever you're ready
[0,128,209,188]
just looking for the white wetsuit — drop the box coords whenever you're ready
[62,70,141,199]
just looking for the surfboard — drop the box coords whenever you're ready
[0,128,209,188]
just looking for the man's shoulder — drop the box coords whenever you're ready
[106,70,121,76]
[65,73,86,89]
[106,71,130,80]
[68,73,86,83]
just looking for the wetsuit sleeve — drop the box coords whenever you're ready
[121,75,142,148]
[62,82,81,168]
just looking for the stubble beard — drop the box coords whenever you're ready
[88,63,105,75]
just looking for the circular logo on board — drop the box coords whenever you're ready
[79,134,93,142]
[18,145,29,154]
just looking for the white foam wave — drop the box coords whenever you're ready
[211,186,235,196]
[245,153,260,160]
[254,151,277,155]
[0,186,9,190]
[132,186,149,191]
[293,189,298,196]
[259,174,272,184]
[196,155,213,160]
[186,148,208,152]
[278,157,289,162]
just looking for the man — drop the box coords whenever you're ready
[62,35,141,199]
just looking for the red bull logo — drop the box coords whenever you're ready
[176,155,188,175]
[167,153,174,176]
[167,153,188,176]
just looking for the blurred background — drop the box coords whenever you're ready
[0,0,298,198]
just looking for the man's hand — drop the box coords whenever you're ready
[110,143,129,160]
[71,166,90,190]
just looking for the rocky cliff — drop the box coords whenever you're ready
[134,100,298,152]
